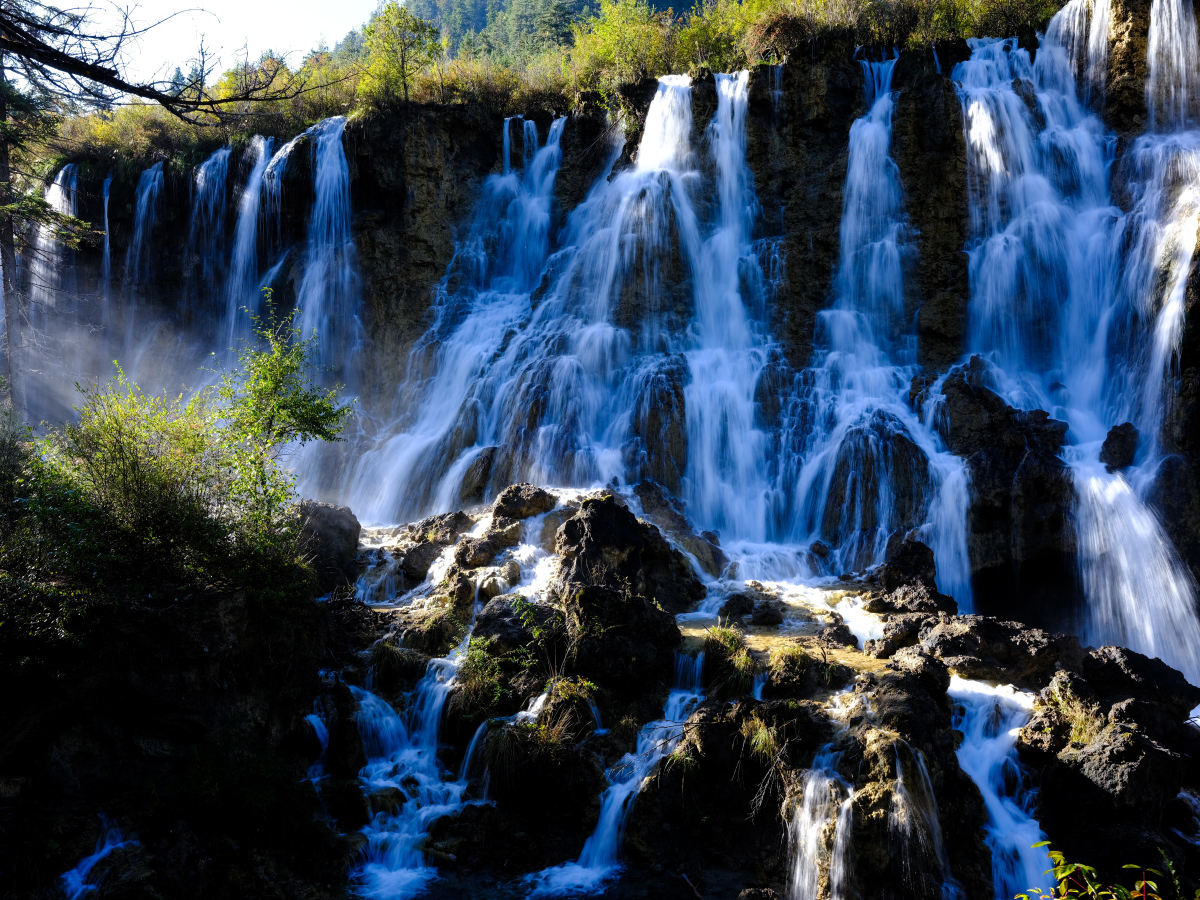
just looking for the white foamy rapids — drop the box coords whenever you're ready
[524,651,704,896]
[350,612,482,899]
[59,816,138,900]
[948,677,1052,900]
[952,26,1200,681]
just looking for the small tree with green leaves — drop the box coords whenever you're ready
[361,1,443,104]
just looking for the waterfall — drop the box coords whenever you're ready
[224,136,274,351]
[352,607,481,897]
[100,173,112,312]
[186,146,231,305]
[889,743,959,899]
[123,161,164,293]
[948,678,1051,900]
[294,116,361,380]
[786,746,854,900]
[524,651,705,896]
[778,58,972,602]
[28,164,77,330]
[59,816,137,900]
[1147,0,1200,130]
[953,27,1200,682]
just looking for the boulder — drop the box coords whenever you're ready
[1099,422,1139,471]
[555,493,706,614]
[488,516,523,547]
[876,538,938,591]
[718,592,755,619]
[367,786,407,817]
[493,483,556,520]
[454,537,499,569]
[299,500,362,591]
[919,615,1084,690]
[401,511,474,583]
[751,602,785,626]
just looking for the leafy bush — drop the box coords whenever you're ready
[1018,844,1199,900]
[450,637,509,717]
[2,300,349,601]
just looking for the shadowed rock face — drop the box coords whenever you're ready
[745,39,864,371]
[920,356,1080,627]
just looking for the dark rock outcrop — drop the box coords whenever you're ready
[473,595,561,653]
[919,615,1085,689]
[1099,422,1139,470]
[633,479,728,577]
[493,483,556,520]
[1017,646,1200,877]
[299,500,362,591]
[555,493,706,615]
[892,45,972,370]
[926,356,1079,626]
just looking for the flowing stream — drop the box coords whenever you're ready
[524,652,705,897]
[948,677,1052,900]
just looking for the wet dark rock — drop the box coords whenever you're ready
[626,699,833,872]
[1104,0,1150,135]
[300,500,362,591]
[555,493,706,614]
[367,786,407,817]
[818,622,859,648]
[493,483,556,519]
[745,40,863,370]
[401,511,475,582]
[820,411,932,567]
[486,515,523,547]
[459,447,498,503]
[1099,422,1139,470]
[863,637,897,659]
[626,356,690,492]
[633,479,728,577]
[1017,646,1200,872]
[891,47,971,370]
[930,355,1078,625]
[751,602,785,626]
[876,538,939,591]
[718,592,756,619]
[473,596,561,654]
[454,537,499,569]
[539,506,576,551]
[322,683,368,779]
[919,615,1084,690]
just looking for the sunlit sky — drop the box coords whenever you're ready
[93,0,381,86]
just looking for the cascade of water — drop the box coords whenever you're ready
[59,815,137,900]
[525,651,706,896]
[123,161,164,293]
[186,146,231,304]
[352,619,481,898]
[1050,0,1111,105]
[294,116,361,380]
[889,743,959,899]
[1147,0,1200,130]
[223,136,274,351]
[100,173,112,312]
[953,28,1200,681]
[786,746,854,900]
[27,164,77,332]
[948,677,1051,900]
[778,58,972,602]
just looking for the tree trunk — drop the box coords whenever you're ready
[0,54,19,415]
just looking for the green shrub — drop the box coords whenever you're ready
[703,622,758,698]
